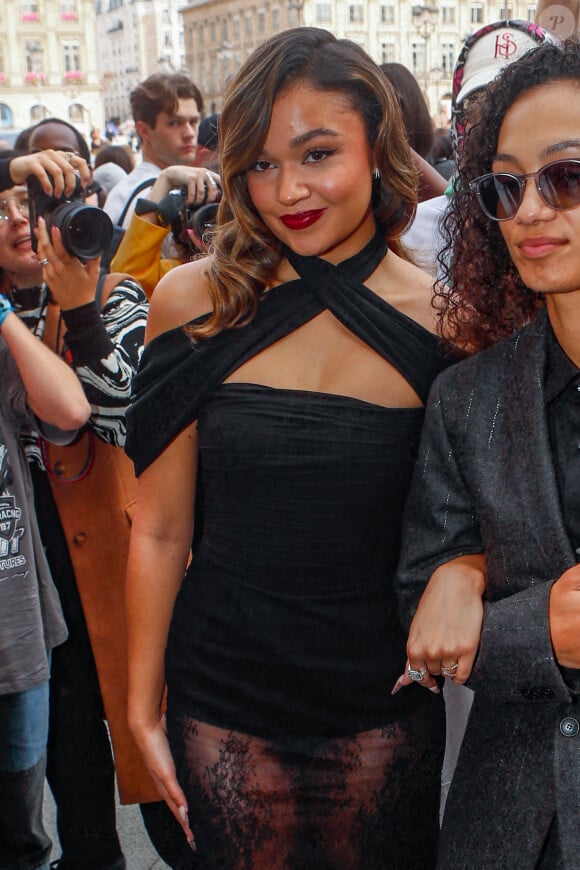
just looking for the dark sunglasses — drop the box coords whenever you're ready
[470,158,580,221]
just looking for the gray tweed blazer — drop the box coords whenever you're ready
[396,307,580,870]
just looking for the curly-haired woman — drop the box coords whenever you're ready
[396,39,580,869]
[125,26,451,869]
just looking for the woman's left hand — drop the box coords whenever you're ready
[36,217,99,310]
[392,554,487,694]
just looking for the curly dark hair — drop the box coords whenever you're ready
[436,39,580,355]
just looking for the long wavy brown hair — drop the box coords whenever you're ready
[189,27,418,338]
[436,40,580,355]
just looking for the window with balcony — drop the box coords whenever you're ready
[381,4,395,23]
[272,6,279,28]
[258,10,265,32]
[233,17,240,37]
[25,40,44,74]
[381,41,396,62]
[470,5,483,23]
[245,12,253,35]
[63,40,80,73]
[411,40,426,77]
[441,5,455,23]
[441,41,454,76]
[21,2,39,21]
[316,3,332,22]
[60,1,78,21]
[349,4,364,23]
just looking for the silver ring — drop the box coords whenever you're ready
[407,665,427,682]
[39,257,49,267]
[205,171,217,186]
[441,663,459,678]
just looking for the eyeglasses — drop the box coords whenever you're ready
[0,195,30,222]
[470,158,580,222]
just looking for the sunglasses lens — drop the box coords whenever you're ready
[540,160,580,209]
[476,174,522,220]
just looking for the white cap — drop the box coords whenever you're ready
[92,162,127,193]
[456,25,551,105]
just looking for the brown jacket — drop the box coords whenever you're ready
[42,287,158,805]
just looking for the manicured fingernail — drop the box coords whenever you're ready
[188,835,197,852]
[178,805,188,824]
[428,685,440,694]
[391,677,404,696]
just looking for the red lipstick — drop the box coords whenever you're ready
[280,209,326,230]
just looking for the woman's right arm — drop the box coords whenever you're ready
[125,419,197,847]
[125,260,211,847]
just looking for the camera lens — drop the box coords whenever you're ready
[50,202,114,259]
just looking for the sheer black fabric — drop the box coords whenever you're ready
[168,705,444,870]
[126,232,449,867]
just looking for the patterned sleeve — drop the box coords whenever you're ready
[62,276,148,447]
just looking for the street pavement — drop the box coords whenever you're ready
[43,785,170,869]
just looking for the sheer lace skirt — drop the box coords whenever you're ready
[167,702,444,870]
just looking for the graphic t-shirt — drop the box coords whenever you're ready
[0,347,67,695]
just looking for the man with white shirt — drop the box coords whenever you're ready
[104,73,203,228]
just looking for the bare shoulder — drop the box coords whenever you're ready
[146,257,213,343]
[370,250,437,334]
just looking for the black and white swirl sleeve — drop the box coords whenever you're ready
[62,277,148,447]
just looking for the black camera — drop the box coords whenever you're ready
[169,185,221,249]
[27,173,114,260]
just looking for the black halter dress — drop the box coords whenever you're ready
[126,234,449,869]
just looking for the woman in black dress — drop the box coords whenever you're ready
[126,27,448,869]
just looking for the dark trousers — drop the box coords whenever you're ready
[32,466,124,870]
[32,467,194,870]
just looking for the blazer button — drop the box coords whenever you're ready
[560,717,579,737]
[73,532,87,546]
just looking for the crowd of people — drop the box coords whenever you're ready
[0,11,578,870]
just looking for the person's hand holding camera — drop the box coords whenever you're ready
[134,166,221,254]
[8,150,91,199]
[35,216,101,311]
[150,165,220,213]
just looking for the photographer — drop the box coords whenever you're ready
[0,150,155,870]
[111,164,220,299]
[0,299,90,870]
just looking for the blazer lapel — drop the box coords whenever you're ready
[499,309,575,574]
